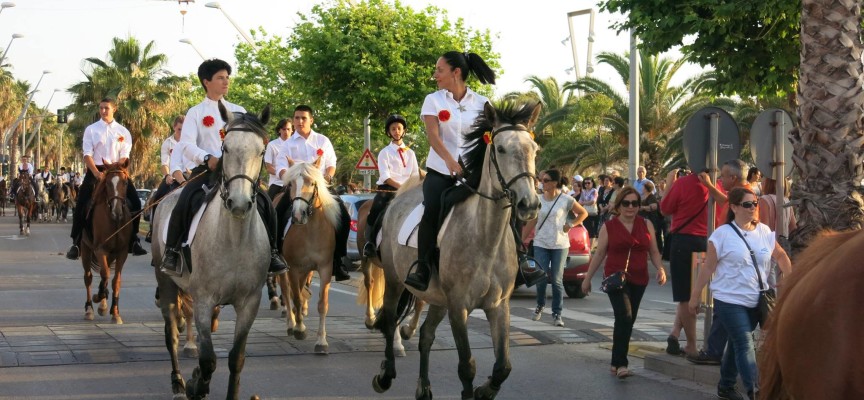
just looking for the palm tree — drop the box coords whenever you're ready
[791,0,864,249]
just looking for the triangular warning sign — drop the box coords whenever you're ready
[355,148,378,170]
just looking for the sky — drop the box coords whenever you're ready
[0,0,700,115]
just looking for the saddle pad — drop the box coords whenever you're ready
[160,202,208,247]
[396,204,424,248]
[283,219,293,237]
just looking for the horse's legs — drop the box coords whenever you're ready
[157,278,186,398]
[401,298,426,340]
[95,254,110,316]
[362,259,376,329]
[83,257,94,321]
[181,298,199,358]
[474,302,513,400]
[110,258,126,324]
[187,302,216,400]
[276,273,295,334]
[448,306,477,400]
[416,304,448,400]
[288,271,307,340]
[314,278,331,354]
[226,296,260,400]
[372,282,401,394]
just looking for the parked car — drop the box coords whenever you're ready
[563,224,591,299]
[340,193,376,270]
[136,189,152,205]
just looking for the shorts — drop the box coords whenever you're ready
[669,233,707,302]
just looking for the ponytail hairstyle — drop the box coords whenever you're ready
[441,51,496,85]
[543,169,564,189]
[725,187,757,224]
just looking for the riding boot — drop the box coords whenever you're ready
[268,249,288,276]
[515,253,546,288]
[145,229,152,243]
[130,237,148,256]
[65,242,80,260]
[160,247,182,277]
[404,260,432,291]
[333,258,351,282]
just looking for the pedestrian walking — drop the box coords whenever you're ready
[579,177,599,247]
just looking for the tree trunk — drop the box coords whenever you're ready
[792,0,864,251]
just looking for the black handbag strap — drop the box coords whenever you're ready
[670,199,709,235]
[536,193,562,233]
[727,222,765,291]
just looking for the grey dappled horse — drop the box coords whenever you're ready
[152,103,270,400]
[372,101,542,400]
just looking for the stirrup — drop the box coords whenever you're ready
[404,260,430,291]
[160,248,182,277]
[363,242,377,258]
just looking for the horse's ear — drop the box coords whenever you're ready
[121,159,130,170]
[260,104,271,126]
[101,158,109,167]
[286,156,295,168]
[313,155,322,169]
[527,102,542,130]
[482,102,497,126]
[218,100,232,124]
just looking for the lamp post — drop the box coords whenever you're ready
[4,70,50,155]
[0,2,15,16]
[31,89,60,168]
[564,9,596,80]
[204,2,258,50]
[179,38,207,60]
[0,33,23,66]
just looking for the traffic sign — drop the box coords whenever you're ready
[682,106,740,172]
[355,148,378,170]
[751,109,794,177]
[357,169,377,175]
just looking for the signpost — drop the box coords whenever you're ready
[751,108,794,247]
[355,148,378,177]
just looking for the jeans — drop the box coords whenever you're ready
[532,246,567,315]
[714,299,759,393]
[705,313,729,359]
[607,283,647,368]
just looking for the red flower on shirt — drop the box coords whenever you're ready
[219,129,226,141]
[438,109,451,122]
[482,131,492,145]
[316,148,324,157]
[203,116,215,127]
[117,135,125,142]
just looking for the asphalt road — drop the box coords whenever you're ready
[0,210,713,399]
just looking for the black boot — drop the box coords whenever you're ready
[145,230,152,243]
[130,238,148,256]
[516,254,546,288]
[160,248,182,277]
[268,249,288,276]
[333,258,351,282]
[404,260,431,291]
[66,243,80,260]
[363,242,376,258]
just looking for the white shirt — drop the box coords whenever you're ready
[17,162,34,175]
[709,222,775,308]
[533,193,576,249]
[161,136,195,173]
[420,88,489,175]
[75,175,83,185]
[171,97,246,174]
[264,136,289,187]
[58,173,69,184]
[376,142,419,186]
[275,130,337,179]
[38,170,53,183]
[82,119,132,165]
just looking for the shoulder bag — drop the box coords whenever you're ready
[728,222,775,328]
[601,245,632,293]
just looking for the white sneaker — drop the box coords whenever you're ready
[532,306,544,321]
[553,313,564,327]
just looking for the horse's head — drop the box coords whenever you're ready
[461,101,542,222]
[217,101,270,218]
[99,160,130,222]
[284,158,335,225]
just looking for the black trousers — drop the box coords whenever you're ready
[70,167,142,244]
[365,184,396,243]
[165,165,279,251]
[417,170,457,266]
[11,177,38,199]
[274,183,350,264]
[267,184,284,201]
[150,176,179,218]
[608,282,647,368]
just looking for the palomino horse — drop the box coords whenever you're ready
[15,172,36,235]
[52,183,73,223]
[275,159,341,354]
[152,103,270,400]
[36,179,50,222]
[372,101,541,400]
[759,229,864,399]
[356,197,426,357]
[79,161,132,323]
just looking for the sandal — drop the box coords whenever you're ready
[616,367,633,379]
[666,335,685,356]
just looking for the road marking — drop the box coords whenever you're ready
[1,235,27,240]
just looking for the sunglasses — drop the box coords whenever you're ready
[737,201,758,209]
[620,200,641,208]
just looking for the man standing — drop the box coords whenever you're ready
[264,118,292,199]
[274,105,352,282]
[632,166,654,195]
[66,98,147,260]
[160,58,287,276]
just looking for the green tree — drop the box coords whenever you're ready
[600,0,799,99]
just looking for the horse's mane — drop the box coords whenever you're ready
[284,162,341,229]
[91,163,128,204]
[460,100,539,190]
[223,111,268,141]
[395,174,424,196]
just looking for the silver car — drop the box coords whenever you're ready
[340,193,376,270]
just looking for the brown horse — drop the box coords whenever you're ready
[14,173,35,235]
[0,179,7,216]
[759,229,864,399]
[355,198,426,357]
[51,182,73,223]
[80,161,132,324]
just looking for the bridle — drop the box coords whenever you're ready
[291,181,319,222]
[217,125,266,210]
[458,124,536,206]
[99,169,130,218]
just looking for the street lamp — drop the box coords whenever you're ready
[0,33,24,67]
[30,89,60,168]
[205,2,258,50]
[564,9,597,80]
[179,38,207,60]
[0,2,15,16]
[4,70,50,156]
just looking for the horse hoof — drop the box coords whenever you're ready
[396,348,406,358]
[416,383,433,400]
[372,375,392,393]
[183,346,199,359]
[172,394,187,400]
[302,307,308,317]
[97,307,107,317]
[293,330,307,340]
[314,344,329,354]
[112,315,123,324]
[281,309,287,318]
[474,383,499,400]
[269,296,279,310]
[365,318,375,330]
[84,311,94,321]
[400,325,415,340]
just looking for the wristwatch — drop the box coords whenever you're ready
[203,154,213,165]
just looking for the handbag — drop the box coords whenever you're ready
[728,222,775,328]
[601,247,632,293]
[662,199,709,260]
[583,203,598,216]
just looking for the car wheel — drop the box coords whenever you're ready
[564,280,586,299]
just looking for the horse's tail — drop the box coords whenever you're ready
[356,261,385,308]
[372,288,414,332]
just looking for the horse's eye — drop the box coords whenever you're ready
[496,145,506,154]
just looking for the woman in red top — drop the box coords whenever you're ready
[582,186,667,378]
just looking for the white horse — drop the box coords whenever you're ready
[152,102,270,400]
[372,101,542,400]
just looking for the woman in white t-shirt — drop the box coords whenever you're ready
[688,187,791,400]
[528,169,587,327]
